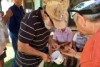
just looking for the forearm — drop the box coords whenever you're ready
[48,36,60,50]
[2,9,13,24]
[48,36,57,45]
[18,41,45,57]
[2,16,9,24]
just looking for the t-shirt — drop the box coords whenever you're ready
[16,7,50,67]
[80,30,100,67]
[73,32,88,48]
[8,4,25,35]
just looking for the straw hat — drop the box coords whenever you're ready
[46,1,69,29]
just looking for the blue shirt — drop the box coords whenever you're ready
[7,4,25,35]
[73,32,88,48]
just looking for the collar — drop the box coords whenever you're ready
[36,7,44,24]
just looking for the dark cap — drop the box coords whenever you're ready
[70,1,100,19]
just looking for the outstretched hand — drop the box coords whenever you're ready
[60,47,81,59]
[60,47,76,57]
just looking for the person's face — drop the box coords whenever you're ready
[73,14,93,35]
[14,0,22,6]
[43,13,54,30]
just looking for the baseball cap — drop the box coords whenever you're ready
[45,1,68,29]
[70,1,100,19]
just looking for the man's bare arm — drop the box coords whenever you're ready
[18,40,49,62]
[48,36,60,50]
[2,9,13,24]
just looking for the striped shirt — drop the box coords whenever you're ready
[16,7,50,67]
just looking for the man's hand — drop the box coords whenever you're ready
[48,36,60,51]
[50,43,60,51]
[60,47,76,57]
[6,9,13,17]
[3,9,13,24]
[41,53,50,62]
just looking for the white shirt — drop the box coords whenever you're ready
[73,32,88,48]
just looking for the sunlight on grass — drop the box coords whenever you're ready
[4,43,14,67]
[4,59,13,67]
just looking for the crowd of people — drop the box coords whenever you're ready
[0,0,100,67]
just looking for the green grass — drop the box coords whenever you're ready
[4,44,14,67]
[4,58,13,67]
[44,62,64,67]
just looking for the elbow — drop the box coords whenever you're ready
[18,40,26,52]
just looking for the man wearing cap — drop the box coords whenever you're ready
[61,0,100,67]
[15,1,68,67]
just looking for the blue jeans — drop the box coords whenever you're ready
[10,32,18,67]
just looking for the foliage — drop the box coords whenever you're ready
[4,59,13,67]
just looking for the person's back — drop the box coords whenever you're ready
[81,30,100,67]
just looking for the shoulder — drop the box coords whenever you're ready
[23,10,37,20]
[22,12,34,25]
[27,10,40,20]
[5,9,13,18]
[74,32,79,37]
[8,5,16,14]
[21,10,39,27]
[73,32,78,41]
[9,4,15,10]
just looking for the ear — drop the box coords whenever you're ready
[43,13,48,20]
[77,13,86,27]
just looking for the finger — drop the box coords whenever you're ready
[61,52,69,56]
[62,52,74,57]
[47,59,51,62]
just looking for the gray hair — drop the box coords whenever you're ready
[84,13,100,22]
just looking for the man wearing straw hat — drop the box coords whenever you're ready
[15,0,69,67]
